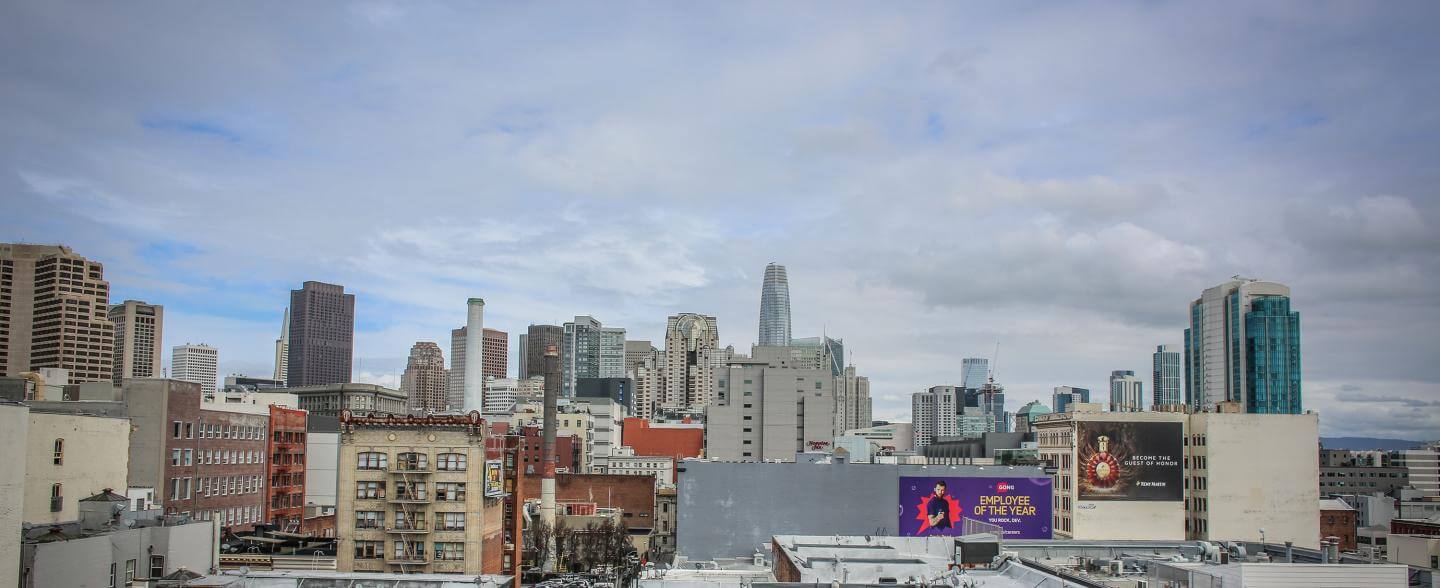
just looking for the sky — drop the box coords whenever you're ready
[3,2,1438,440]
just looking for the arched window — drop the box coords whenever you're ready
[53,439,64,465]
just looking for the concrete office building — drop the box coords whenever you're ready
[171,343,219,399]
[335,412,505,575]
[662,313,719,410]
[0,244,114,383]
[1052,386,1090,414]
[573,396,628,473]
[449,327,467,411]
[285,383,408,418]
[1185,278,1302,413]
[20,496,216,588]
[1391,444,1440,497]
[1109,369,1144,412]
[1319,449,1409,496]
[273,308,289,385]
[961,357,990,389]
[604,447,674,485]
[482,328,507,381]
[911,385,960,450]
[1153,344,1183,408]
[24,408,131,525]
[109,300,163,384]
[758,262,792,347]
[402,342,448,414]
[286,281,355,387]
[840,422,914,454]
[523,325,563,384]
[706,355,836,461]
[1187,409,1320,548]
[561,316,625,397]
[834,365,871,434]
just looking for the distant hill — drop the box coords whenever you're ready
[1321,437,1428,451]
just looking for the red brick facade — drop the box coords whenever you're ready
[266,405,307,529]
[188,408,269,532]
[520,473,656,532]
[1321,508,1358,551]
[622,418,703,465]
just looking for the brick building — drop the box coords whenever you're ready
[520,473,656,552]
[1320,498,1358,551]
[621,417,703,464]
[512,424,580,474]
[266,405,307,529]
[122,379,270,532]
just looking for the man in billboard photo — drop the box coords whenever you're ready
[926,481,953,531]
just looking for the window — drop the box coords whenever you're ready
[437,453,467,471]
[435,482,466,501]
[171,449,182,466]
[184,449,193,466]
[396,452,428,471]
[356,511,382,529]
[394,481,426,501]
[437,512,466,531]
[50,483,62,512]
[184,423,193,439]
[172,421,182,439]
[109,563,117,588]
[149,555,165,579]
[434,541,465,560]
[354,540,383,559]
[124,559,136,585]
[53,438,64,465]
[393,540,425,561]
[356,481,385,499]
[357,452,388,470]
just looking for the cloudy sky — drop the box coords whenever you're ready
[4,2,1437,439]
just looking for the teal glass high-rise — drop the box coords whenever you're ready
[1245,296,1302,414]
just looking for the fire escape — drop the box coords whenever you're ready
[386,451,431,571]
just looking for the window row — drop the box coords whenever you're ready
[172,448,267,467]
[356,451,467,471]
[174,420,267,440]
[355,511,468,531]
[355,481,466,501]
[200,475,262,497]
[354,541,464,561]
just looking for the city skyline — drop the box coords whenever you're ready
[4,3,1438,439]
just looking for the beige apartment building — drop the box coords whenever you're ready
[335,412,505,575]
[1035,405,1320,548]
[0,244,114,383]
[24,408,131,524]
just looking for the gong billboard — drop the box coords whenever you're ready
[1076,421,1183,501]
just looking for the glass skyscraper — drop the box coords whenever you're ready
[1184,279,1302,414]
[1052,386,1090,413]
[961,357,989,389]
[1245,296,1301,413]
[1152,344,1183,408]
[758,263,792,346]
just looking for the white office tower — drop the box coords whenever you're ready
[463,298,485,412]
[273,307,289,385]
[1109,370,1144,412]
[911,385,960,450]
[172,343,219,399]
[758,263,792,346]
[835,365,871,433]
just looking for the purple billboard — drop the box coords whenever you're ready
[898,477,1053,539]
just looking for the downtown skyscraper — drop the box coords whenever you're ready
[1153,344,1183,408]
[402,341,447,413]
[662,313,719,410]
[561,315,625,397]
[109,299,163,383]
[0,244,114,382]
[1184,278,1302,414]
[758,262,792,346]
[960,357,989,389]
[286,281,355,387]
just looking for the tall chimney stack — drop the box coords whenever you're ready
[464,298,485,412]
[541,344,560,571]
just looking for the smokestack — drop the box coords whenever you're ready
[541,344,560,571]
[464,298,485,412]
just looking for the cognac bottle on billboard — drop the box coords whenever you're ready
[1085,435,1120,488]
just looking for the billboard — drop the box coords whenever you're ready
[484,460,504,497]
[1076,421,1183,501]
[898,477,1052,538]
